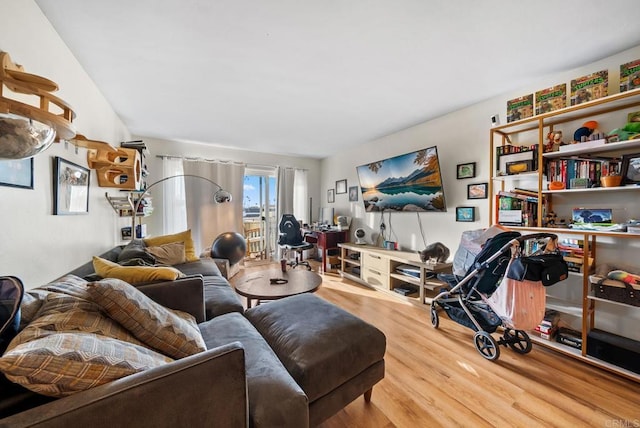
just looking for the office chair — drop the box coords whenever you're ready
[278,214,314,270]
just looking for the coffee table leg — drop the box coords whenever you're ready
[246,297,253,309]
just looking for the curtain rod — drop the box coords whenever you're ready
[155,154,308,171]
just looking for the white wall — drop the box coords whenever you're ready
[0,0,321,288]
[0,0,131,287]
[321,45,640,255]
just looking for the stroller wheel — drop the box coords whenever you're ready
[430,305,439,328]
[504,329,532,354]
[473,331,500,361]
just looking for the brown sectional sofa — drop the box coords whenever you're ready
[0,245,386,427]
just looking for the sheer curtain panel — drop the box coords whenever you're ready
[293,169,309,224]
[182,160,245,253]
[161,157,187,234]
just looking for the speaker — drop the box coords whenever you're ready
[586,329,640,374]
[355,228,367,245]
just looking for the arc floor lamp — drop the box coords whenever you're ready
[131,174,233,236]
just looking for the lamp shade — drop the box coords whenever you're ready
[0,51,76,159]
[214,188,233,203]
[0,113,56,159]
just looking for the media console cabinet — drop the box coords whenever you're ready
[338,243,452,305]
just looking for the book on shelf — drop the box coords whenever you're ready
[506,94,534,123]
[570,70,608,106]
[535,84,567,115]
[619,58,640,93]
[495,190,541,227]
[545,157,619,189]
[121,140,149,155]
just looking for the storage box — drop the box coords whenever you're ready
[587,329,640,374]
[590,275,640,307]
[556,327,582,350]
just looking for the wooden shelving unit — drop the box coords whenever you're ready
[489,88,640,382]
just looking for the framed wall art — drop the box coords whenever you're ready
[456,162,476,179]
[336,179,347,194]
[0,158,33,189]
[456,206,475,222]
[467,182,488,199]
[53,156,90,215]
[621,152,640,184]
[348,186,359,202]
[328,188,335,203]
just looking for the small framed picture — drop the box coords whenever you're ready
[456,162,476,179]
[121,226,133,240]
[328,189,335,203]
[336,179,347,194]
[348,186,359,202]
[467,182,488,199]
[0,158,34,189]
[53,157,90,215]
[620,153,640,184]
[456,206,475,222]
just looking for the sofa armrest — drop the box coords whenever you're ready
[0,342,248,428]
[137,275,206,323]
[212,258,231,279]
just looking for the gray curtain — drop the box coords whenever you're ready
[277,167,295,222]
[182,160,245,253]
[276,167,295,259]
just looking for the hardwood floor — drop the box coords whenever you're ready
[233,261,640,428]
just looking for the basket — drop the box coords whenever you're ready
[590,275,640,306]
[600,175,622,187]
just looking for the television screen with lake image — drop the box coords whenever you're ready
[356,146,446,212]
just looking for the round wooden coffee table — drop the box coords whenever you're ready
[234,269,322,308]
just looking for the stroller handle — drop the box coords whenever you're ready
[516,233,558,243]
[515,232,560,253]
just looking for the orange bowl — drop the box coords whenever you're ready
[601,175,622,187]
[549,181,565,190]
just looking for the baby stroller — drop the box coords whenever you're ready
[430,230,567,361]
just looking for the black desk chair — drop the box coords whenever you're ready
[278,214,314,270]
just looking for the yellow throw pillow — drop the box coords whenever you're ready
[93,256,183,285]
[146,241,186,265]
[144,230,199,262]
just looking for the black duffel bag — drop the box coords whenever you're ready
[507,253,569,286]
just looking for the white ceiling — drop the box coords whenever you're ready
[35,0,640,159]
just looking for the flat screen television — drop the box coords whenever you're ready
[356,146,446,212]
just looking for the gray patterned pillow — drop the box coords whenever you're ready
[0,280,170,397]
[0,332,171,397]
[87,278,206,359]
